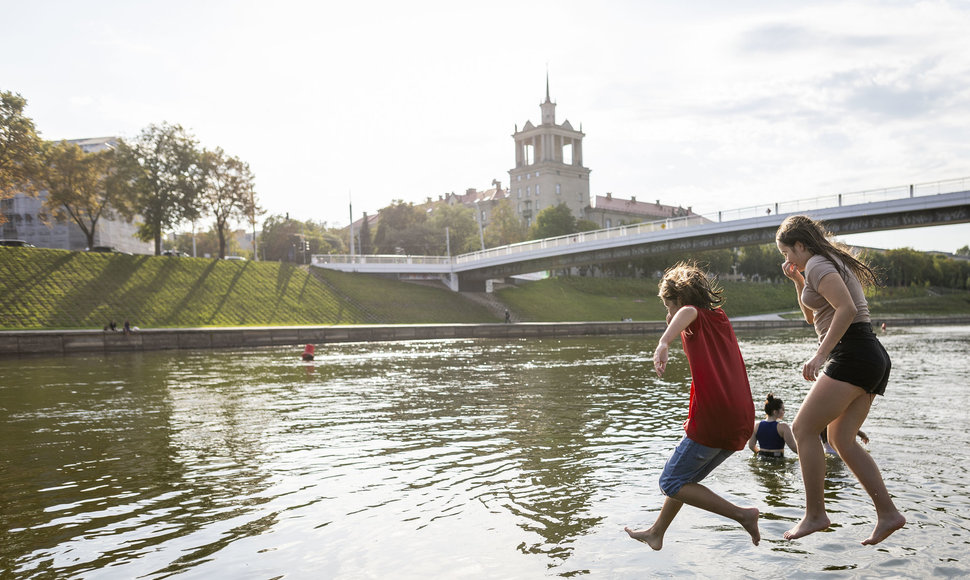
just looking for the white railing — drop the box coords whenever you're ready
[702,176,970,223]
[313,176,970,268]
[313,254,453,266]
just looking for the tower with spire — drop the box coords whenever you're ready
[508,75,591,226]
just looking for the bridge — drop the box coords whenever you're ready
[312,177,970,291]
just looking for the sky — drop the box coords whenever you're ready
[4,0,970,252]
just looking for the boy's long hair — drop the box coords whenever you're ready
[658,260,724,310]
[775,215,878,287]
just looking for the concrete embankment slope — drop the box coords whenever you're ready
[2,316,967,356]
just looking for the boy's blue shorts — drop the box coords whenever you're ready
[659,437,735,497]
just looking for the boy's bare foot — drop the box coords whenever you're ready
[740,507,761,546]
[624,526,663,551]
[861,512,905,545]
[784,514,831,540]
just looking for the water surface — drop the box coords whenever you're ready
[1,326,968,578]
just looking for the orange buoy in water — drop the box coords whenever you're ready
[301,344,315,361]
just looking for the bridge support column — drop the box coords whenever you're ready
[457,274,486,292]
[446,273,460,292]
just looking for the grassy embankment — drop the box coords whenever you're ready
[2,247,969,330]
[0,247,495,330]
[497,276,970,321]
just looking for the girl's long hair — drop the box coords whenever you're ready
[775,215,878,287]
[658,260,724,310]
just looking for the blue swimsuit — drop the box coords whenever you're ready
[756,420,786,457]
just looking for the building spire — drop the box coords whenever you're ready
[541,70,556,125]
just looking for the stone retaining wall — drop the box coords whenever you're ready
[2,317,967,356]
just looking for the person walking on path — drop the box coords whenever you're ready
[776,215,905,545]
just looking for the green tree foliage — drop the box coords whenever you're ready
[260,214,305,262]
[865,247,970,289]
[115,123,206,255]
[374,200,427,254]
[956,245,969,257]
[199,147,259,259]
[258,214,344,262]
[318,229,346,255]
[529,203,576,239]
[483,199,527,248]
[39,140,123,249]
[576,218,601,232]
[428,203,478,255]
[0,90,43,224]
[172,226,233,258]
[737,244,780,279]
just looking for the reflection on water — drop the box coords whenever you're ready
[1,326,969,578]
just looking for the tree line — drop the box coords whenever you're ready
[2,90,259,257]
[591,243,970,290]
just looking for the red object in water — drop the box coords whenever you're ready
[301,344,315,361]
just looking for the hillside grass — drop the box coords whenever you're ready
[495,276,798,321]
[310,269,498,324]
[2,247,968,330]
[0,247,496,330]
[495,275,970,322]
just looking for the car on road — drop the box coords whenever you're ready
[86,246,131,254]
[162,250,188,257]
[0,239,35,247]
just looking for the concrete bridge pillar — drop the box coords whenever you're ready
[457,274,486,292]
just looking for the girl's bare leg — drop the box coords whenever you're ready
[673,482,760,545]
[625,497,683,550]
[785,376,862,540]
[829,395,905,545]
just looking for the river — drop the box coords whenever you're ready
[1,325,968,578]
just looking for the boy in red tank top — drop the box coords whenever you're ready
[625,261,760,550]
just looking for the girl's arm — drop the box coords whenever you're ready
[802,272,857,381]
[748,423,759,453]
[783,261,814,324]
[779,422,798,454]
[653,306,698,377]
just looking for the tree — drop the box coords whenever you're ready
[259,214,302,262]
[428,203,478,255]
[199,147,258,259]
[318,229,346,254]
[115,123,205,255]
[483,199,527,248]
[0,90,43,225]
[737,244,779,279]
[374,200,426,254]
[39,140,123,249]
[956,245,970,257]
[529,203,576,239]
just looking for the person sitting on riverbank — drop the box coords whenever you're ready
[625,261,759,550]
[748,393,797,458]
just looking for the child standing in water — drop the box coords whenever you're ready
[625,261,760,549]
[748,393,798,458]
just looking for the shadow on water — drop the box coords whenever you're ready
[1,327,970,578]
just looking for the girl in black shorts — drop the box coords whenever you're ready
[775,215,905,546]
